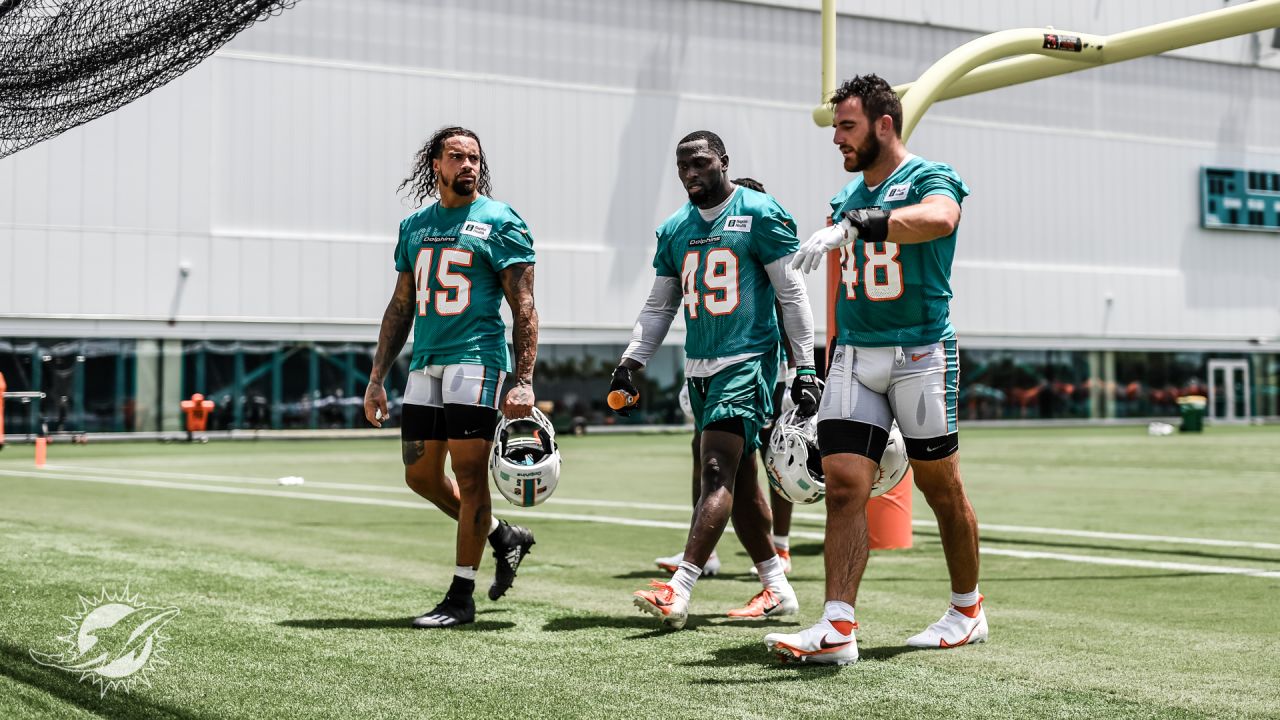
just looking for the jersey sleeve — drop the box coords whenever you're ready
[394,218,413,272]
[489,209,537,271]
[751,201,800,265]
[829,183,855,221]
[652,228,678,277]
[913,163,970,205]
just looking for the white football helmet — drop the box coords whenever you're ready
[678,382,694,423]
[873,423,910,498]
[490,408,561,507]
[765,407,825,504]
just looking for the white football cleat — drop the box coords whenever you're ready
[633,581,690,630]
[906,598,988,648]
[654,550,720,577]
[764,618,859,665]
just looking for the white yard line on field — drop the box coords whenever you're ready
[37,463,1280,552]
[5,467,1280,579]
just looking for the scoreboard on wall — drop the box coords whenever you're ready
[1201,167,1280,233]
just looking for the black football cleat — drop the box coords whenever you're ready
[411,594,475,629]
[488,520,536,601]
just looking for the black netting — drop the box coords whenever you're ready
[0,0,297,159]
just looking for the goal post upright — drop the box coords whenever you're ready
[815,0,1280,549]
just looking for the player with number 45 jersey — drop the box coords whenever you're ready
[611,131,818,630]
[365,126,540,631]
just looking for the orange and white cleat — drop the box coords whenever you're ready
[906,597,988,648]
[633,581,689,629]
[726,585,798,619]
[764,618,859,665]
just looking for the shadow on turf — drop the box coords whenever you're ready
[278,617,516,631]
[681,641,926,680]
[0,641,206,719]
[543,613,711,636]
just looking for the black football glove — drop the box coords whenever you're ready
[791,366,821,417]
[843,208,891,244]
[608,365,640,416]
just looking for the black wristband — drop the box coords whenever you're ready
[844,208,891,244]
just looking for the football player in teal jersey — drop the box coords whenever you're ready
[365,126,540,629]
[652,178,799,579]
[612,133,820,629]
[766,76,985,664]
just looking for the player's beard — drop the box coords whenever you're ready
[449,174,477,196]
[845,132,882,173]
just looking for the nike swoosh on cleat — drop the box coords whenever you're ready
[819,634,851,650]
[938,626,980,648]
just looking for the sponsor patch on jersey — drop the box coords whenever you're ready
[884,183,911,202]
[460,221,492,240]
[723,216,753,233]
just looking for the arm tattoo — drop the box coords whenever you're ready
[371,272,416,385]
[500,263,539,385]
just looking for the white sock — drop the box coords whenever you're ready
[771,534,790,551]
[755,555,789,593]
[454,565,478,580]
[823,600,855,625]
[669,560,702,599]
[951,586,980,608]
[488,517,501,535]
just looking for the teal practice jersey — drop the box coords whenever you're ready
[654,187,799,360]
[830,155,969,347]
[393,195,535,372]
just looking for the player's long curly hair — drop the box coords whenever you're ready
[398,126,492,206]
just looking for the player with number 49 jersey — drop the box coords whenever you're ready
[830,156,968,348]
[394,195,535,372]
[608,131,819,633]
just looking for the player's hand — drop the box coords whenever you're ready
[791,219,855,273]
[607,366,640,417]
[790,367,821,416]
[364,381,389,428]
[503,382,535,419]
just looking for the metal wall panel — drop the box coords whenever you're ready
[1,0,1277,349]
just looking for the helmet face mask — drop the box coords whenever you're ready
[766,409,911,503]
[765,407,825,504]
[490,408,561,507]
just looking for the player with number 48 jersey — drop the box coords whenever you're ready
[610,131,819,630]
[770,75,985,665]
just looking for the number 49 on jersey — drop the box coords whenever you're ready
[680,249,740,318]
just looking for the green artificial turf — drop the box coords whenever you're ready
[1,426,1277,719]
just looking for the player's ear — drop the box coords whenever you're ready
[877,114,894,139]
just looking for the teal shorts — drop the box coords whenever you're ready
[687,351,779,452]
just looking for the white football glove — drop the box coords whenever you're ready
[790,218,856,273]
